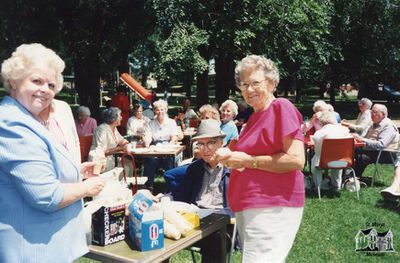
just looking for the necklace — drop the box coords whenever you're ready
[40,119,50,129]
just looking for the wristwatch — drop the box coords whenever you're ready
[251,158,258,169]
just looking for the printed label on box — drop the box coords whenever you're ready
[128,191,164,251]
[92,203,126,246]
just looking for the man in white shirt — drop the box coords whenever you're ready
[181,97,198,127]
[353,104,399,180]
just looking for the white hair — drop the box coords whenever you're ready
[373,104,388,117]
[219,99,238,117]
[313,100,328,113]
[77,105,91,116]
[359,98,372,109]
[199,104,220,121]
[235,55,280,88]
[326,104,334,112]
[1,43,65,93]
[153,99,168,111]
[318,110,336,126]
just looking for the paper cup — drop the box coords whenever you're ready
[128,141,137,152]
[93,162,103,175]
[93,157,106,175]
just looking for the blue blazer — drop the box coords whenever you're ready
[174,159,230,208]
[0,96,88,262]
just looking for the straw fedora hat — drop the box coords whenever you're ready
[191,119,226,140]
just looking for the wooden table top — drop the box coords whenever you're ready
[86,213,230,263]
[118,145,186,158]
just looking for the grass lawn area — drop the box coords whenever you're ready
[287,164,399,263]
[78,165,399,263]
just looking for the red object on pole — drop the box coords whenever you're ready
[120,73,153,102]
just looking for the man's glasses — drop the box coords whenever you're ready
[239,79,268,91]
[196,140,218,150]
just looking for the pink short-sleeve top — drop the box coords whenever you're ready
[228,98,305,212]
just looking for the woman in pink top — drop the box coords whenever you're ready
[75,105,97,136]
[216,55,305,262]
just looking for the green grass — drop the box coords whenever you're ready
[77,165,399,263]
[287,165,399,263]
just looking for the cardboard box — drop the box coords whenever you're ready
[91,203,127,246]
[128,191,164,251]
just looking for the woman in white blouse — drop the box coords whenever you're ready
[127,103,151,147]
[144,99,180,191]
[89,107,129,172]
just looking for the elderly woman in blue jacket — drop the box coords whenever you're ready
[0,43,105,262]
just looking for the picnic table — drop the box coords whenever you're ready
[114,145,185,167]
[127,145,185,158]
[85,213,230,263]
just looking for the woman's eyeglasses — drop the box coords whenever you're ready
[239,79,268,91]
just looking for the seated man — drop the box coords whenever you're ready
[171,119,231,263]
[311,111,350,190]
[163,105,222,193]
[354,104,399,180]
[181,97,199,127]
[174,119,230,208]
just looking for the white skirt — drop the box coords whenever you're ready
[235,206,304,263]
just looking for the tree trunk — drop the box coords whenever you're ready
[196,70,209,107]
[182,70,194,99]
[281,78,289,98]
[215,50,235,105]
[75,57,101,121]
[196,46,211,107]
[227,53,236,97]
[295,79,304,103]
[329,83,336,107]
[140,58,148,87]
[281,77,294,98]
